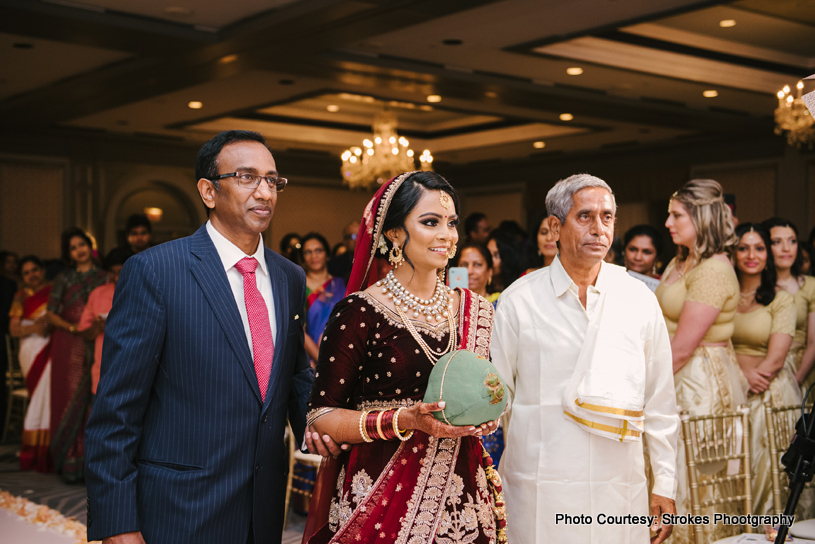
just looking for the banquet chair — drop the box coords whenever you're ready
[284,423,322,529]
[681,405,753,544]
[3,334,27,443]
[766,402,815,516]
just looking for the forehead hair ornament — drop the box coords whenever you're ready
[439,191,452,210]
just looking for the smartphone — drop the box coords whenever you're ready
[448,267,469,289]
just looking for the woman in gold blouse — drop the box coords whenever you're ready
[656,178,746,544]
[731,223,798,515]
[761,217,815,393]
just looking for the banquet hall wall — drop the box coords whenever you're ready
[1,129,814,261]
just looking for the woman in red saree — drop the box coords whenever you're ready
[9,256,53,471]
[304,171,504,544]
[45,228,107,482]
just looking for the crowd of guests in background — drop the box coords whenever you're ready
[5,179,815,540]
[0,214,152,481]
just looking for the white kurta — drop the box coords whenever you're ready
[491,256,679,543]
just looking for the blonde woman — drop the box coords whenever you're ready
[655,179,747,544]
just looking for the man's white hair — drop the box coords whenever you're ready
[545,173,617,223]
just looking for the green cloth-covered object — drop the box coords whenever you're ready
[423,349,507,426]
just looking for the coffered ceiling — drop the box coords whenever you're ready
[1,0,813,172]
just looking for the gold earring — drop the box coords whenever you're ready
[446,244,457,259]
[389,241,403,266]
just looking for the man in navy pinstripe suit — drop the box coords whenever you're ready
[85,130,312,544]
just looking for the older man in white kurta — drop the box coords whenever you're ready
[491,174,679,544]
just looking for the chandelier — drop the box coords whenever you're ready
[775,80,815,149]
[341,111,433,190]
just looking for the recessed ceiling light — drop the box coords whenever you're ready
[188,101,203,109]
[419,105,434,111]
[12,43,33,49]
[559,113,574,121]
[164,6,194,16]
[703,90,718,98]
[426,95,442,103]
[719,19,736,28]
[566,67,583,76]
[442,39,463,46]
[533,141,546,149]
[326,104,340,112]
[485,91,497,98]
[219,54,238,64]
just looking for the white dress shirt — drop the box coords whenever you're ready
[206,221,277,353]
[491,255,678,544]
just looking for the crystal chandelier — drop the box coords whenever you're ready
[775,81,815,149]
[341,111,433,190]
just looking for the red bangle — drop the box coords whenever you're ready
[364,410,399,440]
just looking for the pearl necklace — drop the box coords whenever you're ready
[377,269,452,322]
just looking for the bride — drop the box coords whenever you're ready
[302,171,504,544]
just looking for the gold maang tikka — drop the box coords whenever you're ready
[439,191,452,209]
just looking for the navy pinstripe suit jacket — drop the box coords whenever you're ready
[85,224,312,544]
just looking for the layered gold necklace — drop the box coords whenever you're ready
[377,270,456,363]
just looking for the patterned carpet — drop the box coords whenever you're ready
[0,440,307,543]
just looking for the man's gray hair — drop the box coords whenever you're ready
[545,173,617,223]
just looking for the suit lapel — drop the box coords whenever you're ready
[189,226,262,403]
[263,248,289,409]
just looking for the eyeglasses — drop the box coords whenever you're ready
[208,172,288,192]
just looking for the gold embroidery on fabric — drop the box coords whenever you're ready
[434,471,497,544]
[328,467,375,534]
[329,466,350,532]
[356,398,418,411]
[357,292,453,341]
[462,294,493,359]
[395,438,460,544]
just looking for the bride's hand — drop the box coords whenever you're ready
[401,402,483,438]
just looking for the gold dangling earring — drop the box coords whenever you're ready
[446,244,457,259]
[389,241,403,267]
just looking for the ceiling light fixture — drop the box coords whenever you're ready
[426,95,442,103]
[719,19,736,28]
[776,81,815,149]
[326,105,340,112]
[219,54,238,64]
[566,67,583,76]
[485,91,497,98]
[703,90,718,98]
[559,113,574,121]
[533,141,546,149]
[187,101,203,109]
[341,111,433,189]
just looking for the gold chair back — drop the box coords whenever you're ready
[681,405,752,544]
[765,402,815,516]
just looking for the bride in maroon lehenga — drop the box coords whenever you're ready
[303,171,503,544]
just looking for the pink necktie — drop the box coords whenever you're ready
[235,257,274,401]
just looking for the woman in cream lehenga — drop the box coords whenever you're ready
[302,171,503,544]
[762,218,815,398]
[655,179,747,544]
[8,256,53,472]
[731,223,801,516]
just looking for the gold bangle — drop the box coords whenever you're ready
[394,407,413,442]
[375,410,385,440]
[359,410,373,443]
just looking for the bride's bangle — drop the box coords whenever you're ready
[393,407,413,442]
[359,410,373,443]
